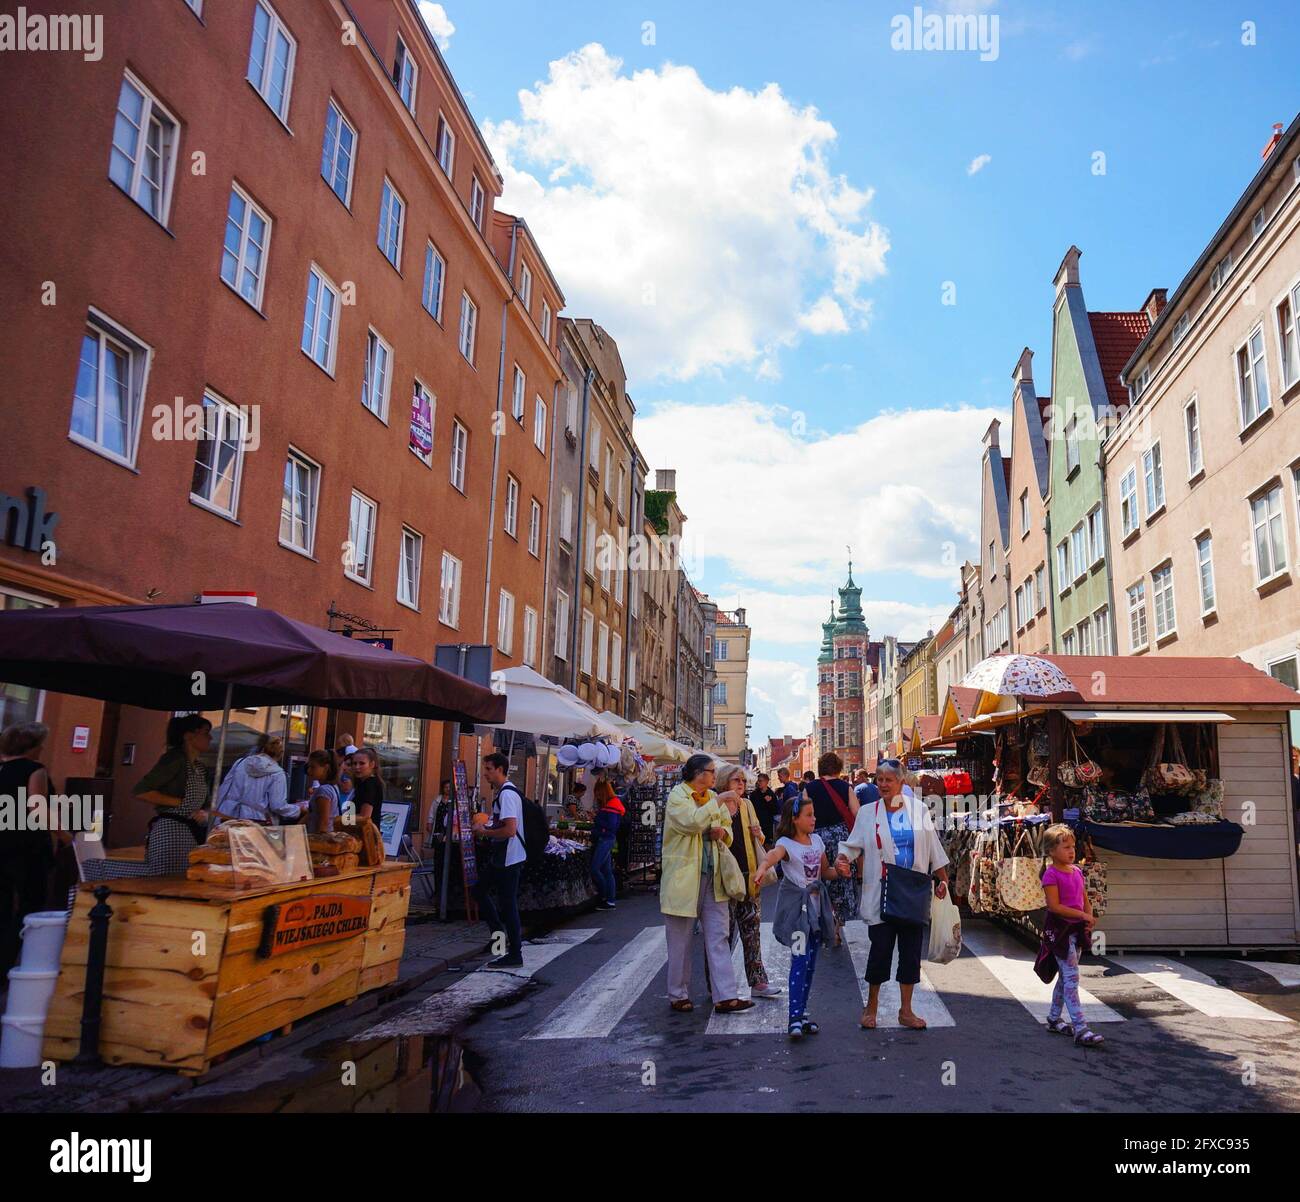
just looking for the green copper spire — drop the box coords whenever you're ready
[817,601,836,663]
[834,561,868,636]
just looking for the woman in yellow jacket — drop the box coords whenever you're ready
[660,755,755,1014]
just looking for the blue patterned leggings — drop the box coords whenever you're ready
[788,933,821,1023]
[1048,934,1087,1028]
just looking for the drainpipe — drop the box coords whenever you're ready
[541,375,559,661]
[1098,442,1118,654]
[1043,508,1057,652]
[569,365,593,693]
[621,447,639,718]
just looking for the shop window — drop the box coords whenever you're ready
[353,714,422,808]
[0,589,50,726]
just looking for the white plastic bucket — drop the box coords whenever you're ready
[18,911,68,971]
[5,968,59,1017]
[0,1013,45,1069]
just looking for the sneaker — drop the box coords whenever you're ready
[750,983,783,999]
[488,952,524,969]
[595,900,616,910]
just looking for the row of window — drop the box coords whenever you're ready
[1013,563,1048,629]
[1059,605,1112,656]
[1056,506,1106,594]
[552,593,628,689]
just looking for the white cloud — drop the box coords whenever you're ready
[417,2,455,51]
[748,657,817,740]
[483,45,888,381]
[636,397,1003,586]
[967,153,992,176]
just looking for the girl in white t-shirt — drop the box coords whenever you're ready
[751,796,847,1039]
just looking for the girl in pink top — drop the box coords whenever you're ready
[1040,824,1103,1048]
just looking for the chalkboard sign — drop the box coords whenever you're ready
[453,759,478,887]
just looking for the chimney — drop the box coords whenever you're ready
[655,468,676,491]
[1141,288,1168,324]
[982,418,1001,451]
[1261,122,1284,161]
[1012,347,1034,386]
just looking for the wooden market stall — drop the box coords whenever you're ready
[939,655,1300,952]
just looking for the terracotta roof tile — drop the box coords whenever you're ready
[1012,655,1300,707]
[1088,312,1151,410]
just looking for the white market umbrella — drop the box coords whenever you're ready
[482,665,626,740]
[960,654,1074,698]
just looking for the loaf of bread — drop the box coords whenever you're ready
[308,831,361,856]
[186,861,239,884]
[188,845,233,867]
[332,815,384,866]
[312,852,358,875]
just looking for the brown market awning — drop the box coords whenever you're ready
[0,602,505,724]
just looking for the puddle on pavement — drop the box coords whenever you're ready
[170,1032,482,1113]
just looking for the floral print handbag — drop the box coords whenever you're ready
[1080,833,1107,918]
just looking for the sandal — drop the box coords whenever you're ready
[1046,1017,1074,1036]
[859,1008,877,1030]
[800,1018,819,1035]
[713,998,755,1014]
[669,999,694,1013]
[787,1020,804,1040]
[1075,1029,1105,1048]
[898,1011,928,1030]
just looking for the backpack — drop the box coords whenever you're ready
[521,796,550,861]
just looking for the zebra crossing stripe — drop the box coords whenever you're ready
[706,924,791,1035]
[1113,955,1293,1022]
[842,920,955,1028]
[1241,960,1300,989]
[527,926,668,1039]
[959,926,1124,1024]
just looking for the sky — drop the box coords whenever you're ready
[417,0,1300,745]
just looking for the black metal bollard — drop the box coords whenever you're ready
[73,885,113,1065]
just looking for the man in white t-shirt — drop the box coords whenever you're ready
[474,752,527,967]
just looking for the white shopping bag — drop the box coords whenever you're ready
[927,891,962,963]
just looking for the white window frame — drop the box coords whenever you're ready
[458,292,477,363]
[470,174,485,229]
[361,327,393,422]
[393,35,417,114]
[1274,276,1300,392]
[1061,630,1076,655]
[279,448,320,556]
[1035,565,1046,613]
[1086,506,1104,567]
[1142,442,1165,515]
[1070,523,1087,584]
[519,262,533,311]
[504,475,519,537]
[614,558,624,604]
[533,396,547,452]
[559,488,573,544]
[1064,414,1079,474]
[1172,311,1191,347]
[321,98,357,206]
[1151,561,1176,640]
[70,310,151,469]
[611,633,622,691]
[246,0,296,124]
[1211,253,1232,293]
[597,621,609,683]
[1252,208,1266,241]
[397,526,422,610]
[565,383,578,435]
[1120,465,1140,536]
[541,301,552,343]
[1092,606,1111,655]
[422,241,445,321]
[1019,490,1030,536]
[1183,394,1202,477]
[1195,532,1216,615]
[301,263,340,375]
[523,606,538,668]
[555,590,570,661]
[1250,482,1289,584]
[439,551,462,628]
[497,589,515,655]
[1236,325,1272,430]
[221,182,272,310]
[377,176,405,268]
[436,115,456,178]
[589,420,601,469]
[585,517,596,577]
[528,499,541,558]
[1055,539,1070,594]
[449,420,467,493]
[581,610,594,676]
[511,366,525,422]
[1077,616,1093,656]
[189,390,246,520]
[346,490,377,586]
[109,71,180,224]
[1127,580,1149,652]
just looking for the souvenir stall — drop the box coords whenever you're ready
[941,654,1300,952]
[0,601,505,1074]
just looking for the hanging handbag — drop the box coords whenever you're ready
[996,826,1047,912]
[874,800,934,926]
[716,843,747,901]
[1058,727,1102,789]
[1080,833,1108,918]
[977,828,1002,914]
[1145,723,1195,793]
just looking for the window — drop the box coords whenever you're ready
[320,99,356,205]
[221,184,270,309]
[511,366,525,422]
[301,264,340,373]
[1127,580,1149,651]
[1086,507,1104,567]
[279,448,318,554]
[585,517,596,576]
[541,302,552,343]
[604,447,614,496]
[555,590,570,660]
[533,396,547,452]
[523,607,538,668]
[1120,465,1139,536]
[559,488,573,543]
[614,560,624,604]
[409,379,434,465]
[1142,443,1165,514]
[1172,312,1191,347]
[246,0,295,123]
[597,622,609,682]
[497,590,514,654]
[504,476,519,537]
[1268,655,1299,693]
[1236,326,1271,427]
[589,421,601,470]
[1252,208,1266,241]
[1211,253,1232,293]
[71,313,149,466]
[1251,483,1288,582]
[628,648,637,692]
[392,36,417,113]
[109,73,178,222]
[184,0,202,14]
[377,177,405,268]
[1078,616,1094,656]
[1070,523,1087,582]
[1019,490,1030,536]
[436,116,455,177]
[611,633,622,691]
[1035,565,1046,612]
[346,491,377,585]
[397,527,422,609]
[449,420,467,492]
[439,552,462,627]
[519,263,533,311]
[1130,367,1151,403]
[715,639,729,661]
[599,534,611,592]
[1184,396,1202,477]
[1056,539,1070,592]
[1276,283,1300,391]
[361,328,392,420]
[1151,562,1176,639]
[617,465,626,515]
[458,293,477,362]
[713,682,727,705]
[422,243,445,320]
[1061,630,1076,655]
[581,610,594,675]
[1195,533,1215,614]
[1064,414,1079,474]
[528,499,541,557]
[1093,606,1110,655]
[1014,584,1025,629]
[565,383,578,434]
[189,392,245,518]
[470,175,485,229]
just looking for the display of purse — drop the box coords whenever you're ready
[1058,727,1103,789]
[1082,785,1157,824]
[1144,723,1197,794]
[996,827,1047,912]
[1080,833,1107,918]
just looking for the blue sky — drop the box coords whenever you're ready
[420,0,1300,743]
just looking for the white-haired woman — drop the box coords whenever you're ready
[836,758,949,1030]
[708,763,781,1001]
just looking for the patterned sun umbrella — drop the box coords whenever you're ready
[960,654,1075,698]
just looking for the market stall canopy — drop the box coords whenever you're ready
[1064,710,1235,724]
[0,602,505,723]
[617,720,694,763]
[482,666,624,739]
[909,713,944,753]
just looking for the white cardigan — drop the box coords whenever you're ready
[838,796,949,926]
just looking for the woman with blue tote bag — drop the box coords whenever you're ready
[836,759,949,1031]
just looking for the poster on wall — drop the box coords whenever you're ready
[409,385,433,463]
[378,802,410,858]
